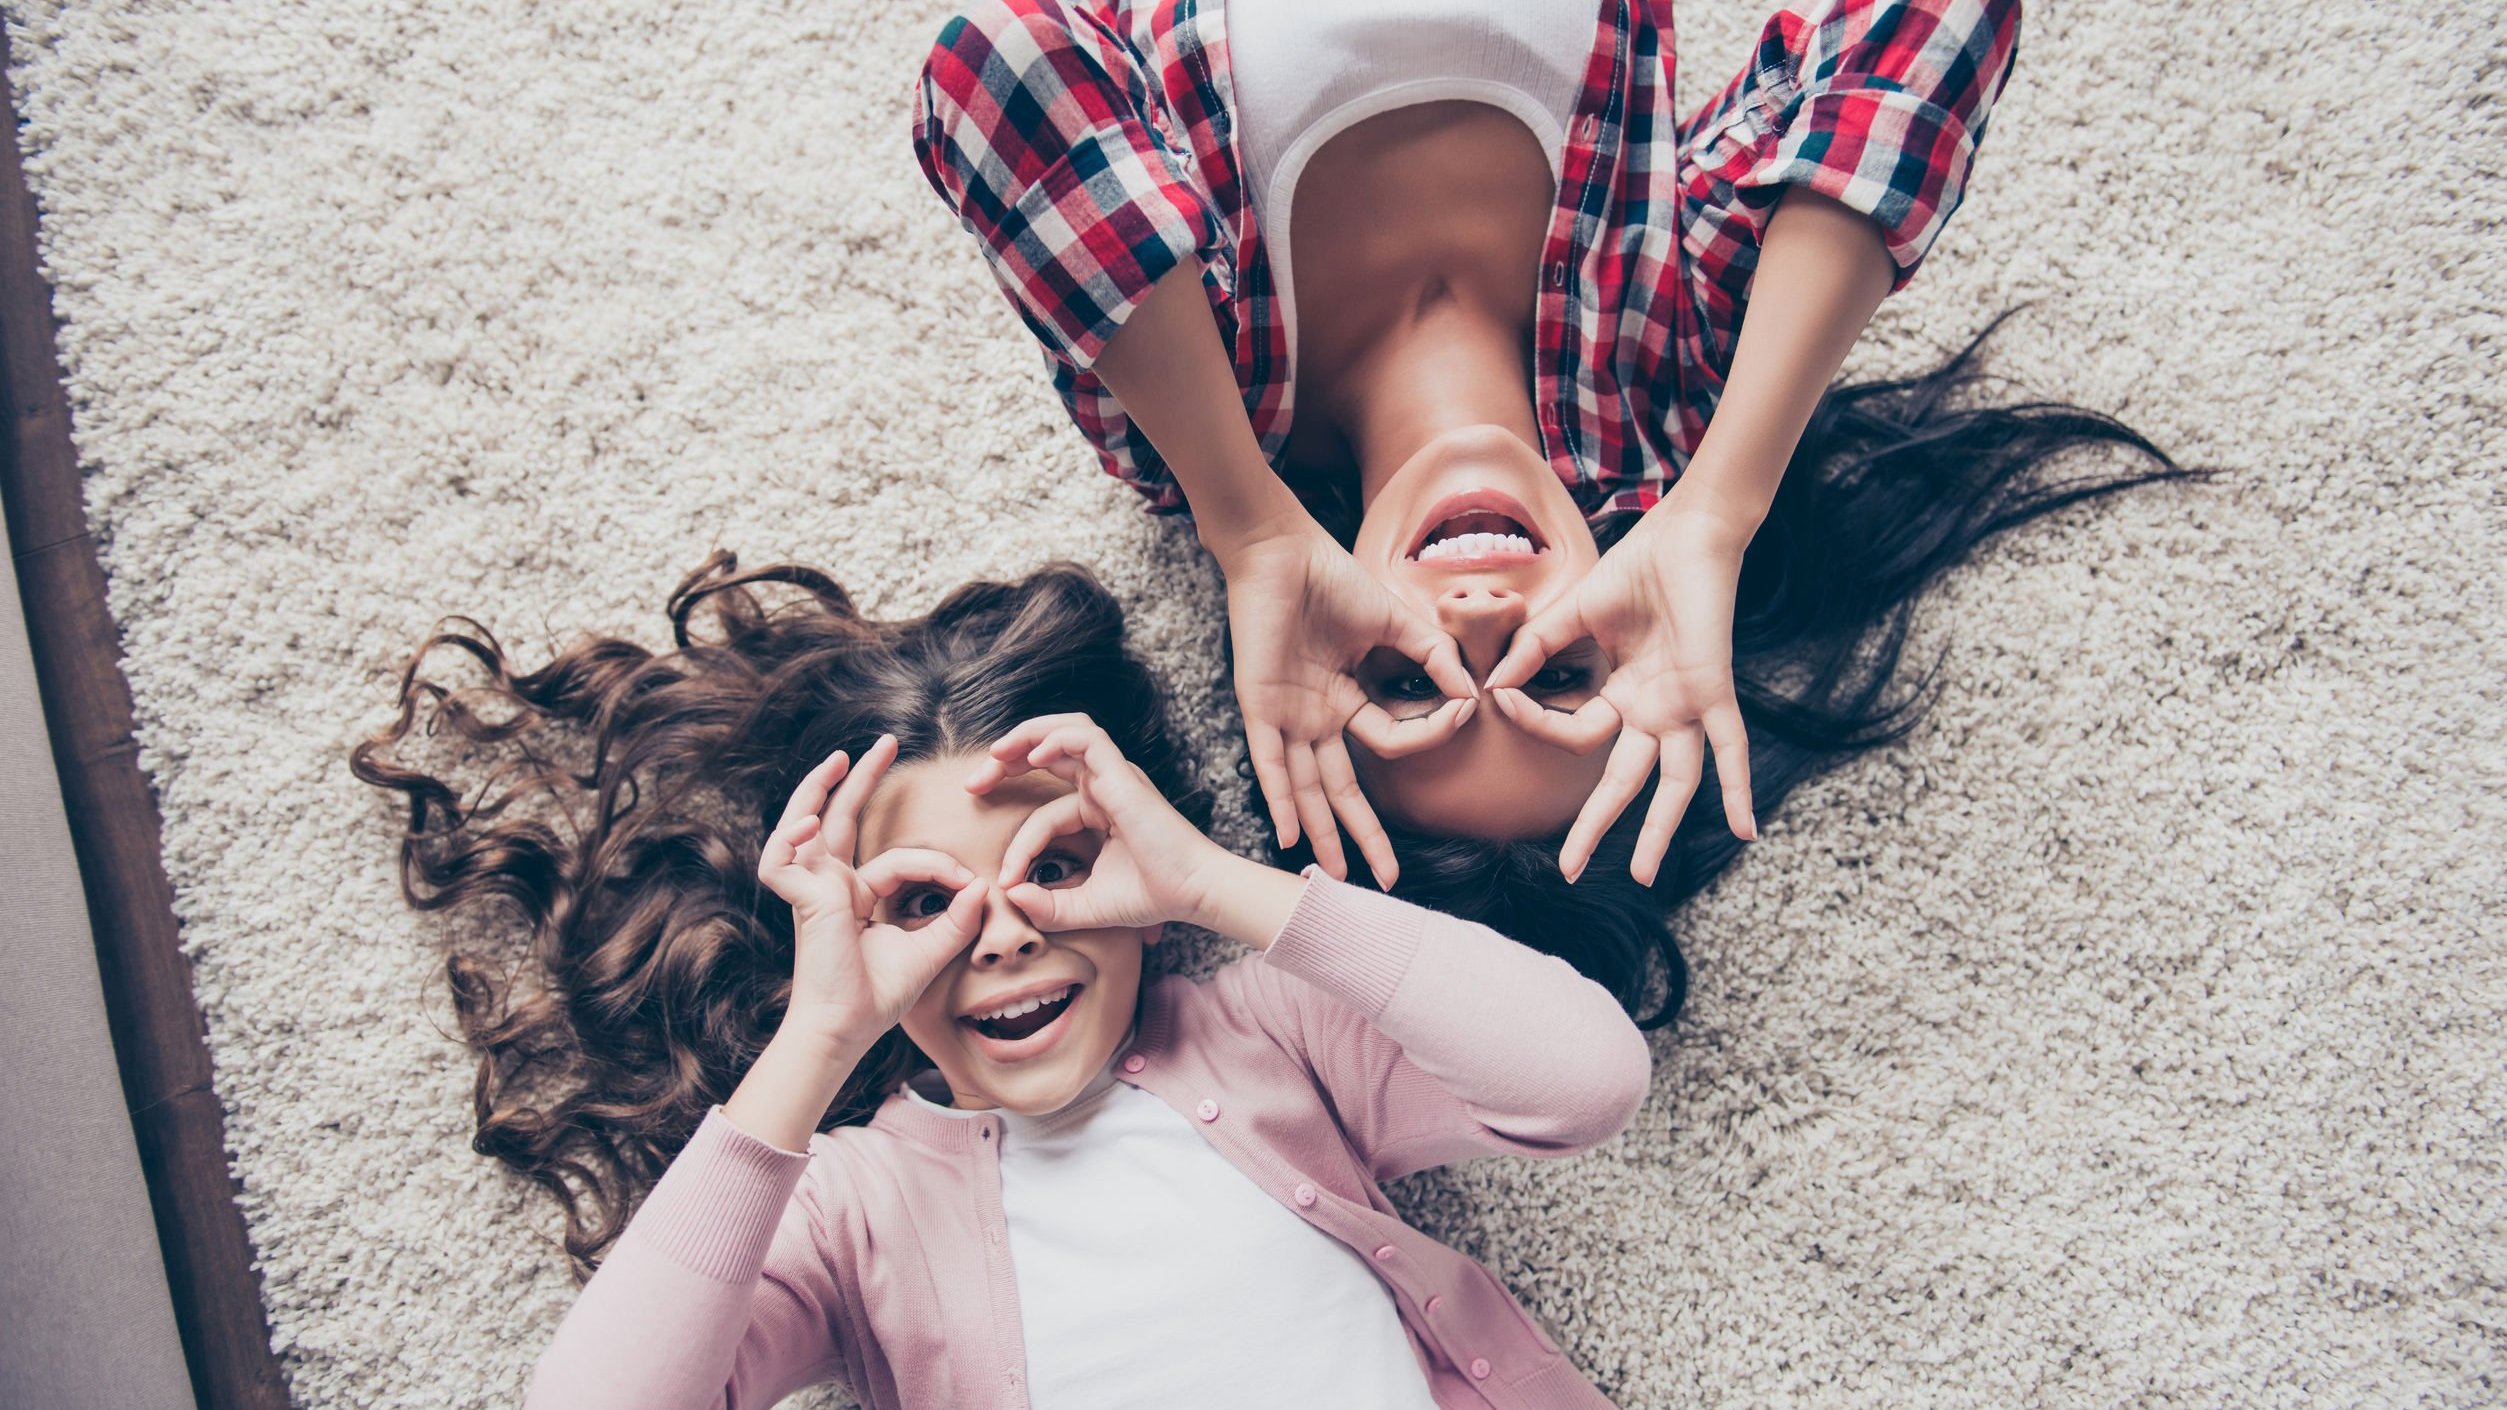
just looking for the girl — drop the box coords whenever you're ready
[912,0,2182,990]
[353,555,1651,1408]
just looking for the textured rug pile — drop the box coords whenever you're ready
[6,0,2500,1404]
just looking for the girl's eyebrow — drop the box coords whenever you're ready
[872,838,963,860]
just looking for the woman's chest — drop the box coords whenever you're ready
[1279,101,1558,458]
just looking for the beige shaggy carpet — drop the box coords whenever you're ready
[5,0,2501,1404]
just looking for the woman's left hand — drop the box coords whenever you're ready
[1483,488,1761,885]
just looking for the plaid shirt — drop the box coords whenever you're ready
[915,0,2020,523]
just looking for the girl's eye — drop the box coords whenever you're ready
[1384,672,1440,702]
[891,887,954,926]
[1528,664,1590,693]
[1026,854,1086,887]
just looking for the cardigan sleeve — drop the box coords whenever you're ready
[522,1108,852,1410]
[1249,872,1655,1183]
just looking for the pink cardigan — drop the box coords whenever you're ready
[524,873,1652,1410]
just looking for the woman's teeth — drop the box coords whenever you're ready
[1416,531,1536,562]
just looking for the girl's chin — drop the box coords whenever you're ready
[949,1024,1122,1117]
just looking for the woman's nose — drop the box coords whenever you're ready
[1435,585,1527,671]
[967,883,1048,968]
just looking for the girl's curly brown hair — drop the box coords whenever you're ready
[351,552,1210,1274]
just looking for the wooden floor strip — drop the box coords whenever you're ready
[0,34,291,1410]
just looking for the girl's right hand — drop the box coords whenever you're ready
[965,714,1238,933]
[757,735,988,1051]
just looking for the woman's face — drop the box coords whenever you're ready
[857,753,1150,1116]
[1348,423,1611,839]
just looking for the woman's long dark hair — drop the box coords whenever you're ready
[351,555,1209,1272]
[1281,315,2192,1028]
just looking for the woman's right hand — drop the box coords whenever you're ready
[756,735,989,1052]
[1219,525,1477,888]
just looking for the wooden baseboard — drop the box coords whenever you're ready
[0,30,290,1410]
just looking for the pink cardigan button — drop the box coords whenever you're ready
[1372,1244,1396,1262]
[1196,1098,1220,1122]
[1121,1054,1145,1074]
[1469,1357,1492,1380]
[1425,1295,1444,1316]
[1293,1183,1317,1207]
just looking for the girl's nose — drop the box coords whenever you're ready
[967,882,1048,968]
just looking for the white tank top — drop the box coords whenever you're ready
[1224,0,1597,381]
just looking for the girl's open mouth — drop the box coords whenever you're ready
[960,982,1082,1053]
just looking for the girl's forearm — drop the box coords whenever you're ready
[1095,262,1317,564]
[1672,187,1895,529]
[721,1026,871,1153]
[1181,851,1311,952]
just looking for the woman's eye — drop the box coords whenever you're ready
[1528,665,1590,693]
[1383,672,1440,702]
[1026,854,1086,887]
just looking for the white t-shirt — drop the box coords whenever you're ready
[907,1066,1440,1408]
[1226,0,1599,385]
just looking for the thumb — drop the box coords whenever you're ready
[1007,881,1101,933]
[1382,608,1477,703]
[1483,595,1585,692]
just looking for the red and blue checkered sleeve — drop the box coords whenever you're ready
[1698,0,2022,290]
[914,0,1224,372]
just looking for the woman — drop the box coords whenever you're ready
[915,0,2178,1021]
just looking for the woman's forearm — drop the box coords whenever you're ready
[1674,187,1896,528]
[1094,262,1316,562]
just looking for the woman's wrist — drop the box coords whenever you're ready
[1198,478,1322,570]
[1638,473,1767,551]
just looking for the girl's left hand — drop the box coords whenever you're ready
[1483,489,1761,885]
[965,714,1236,933]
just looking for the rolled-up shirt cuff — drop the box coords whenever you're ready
[1004,127,1224,371]
[1730,84,1979,290]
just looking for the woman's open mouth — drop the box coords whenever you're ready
[959,982,1083,1059]
[1407,490,1548,567]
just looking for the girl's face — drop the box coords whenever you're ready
[857,753,1152,1116]
[1349,423,1612,839]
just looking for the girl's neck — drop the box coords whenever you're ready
[1330,293,1540,510]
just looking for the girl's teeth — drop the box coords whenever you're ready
[1418,532,1534,561]
[979,985,1069,1023]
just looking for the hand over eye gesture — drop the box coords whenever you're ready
[1483,493,1760,886]
[756,734,989,1049]
[965,713,1236,934]
[1222,524,1477,887]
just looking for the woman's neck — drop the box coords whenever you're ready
[1334,292,1540,508]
